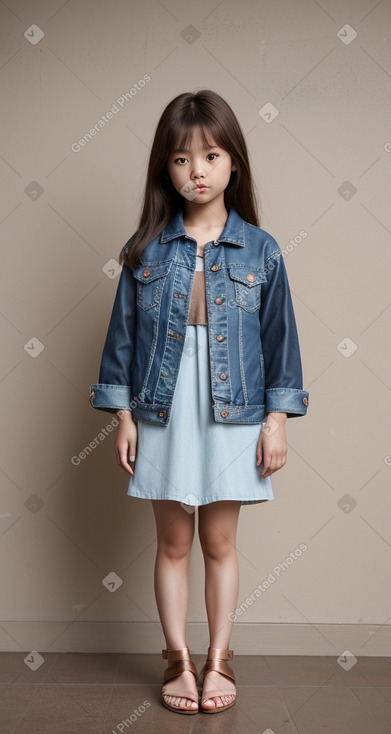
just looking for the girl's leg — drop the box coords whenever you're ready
[151,499,198,711]
[198,500,241,710]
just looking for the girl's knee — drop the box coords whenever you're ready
[157,534,193,560]
[156,519,194,559]
[153,500,195,558]
[198,528,234,560]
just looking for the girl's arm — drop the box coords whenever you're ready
[256,241,309,477]
[89,261,138,475]
[89,262,137,415]
[260,244,309,419]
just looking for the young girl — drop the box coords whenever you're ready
[90,89,309,715]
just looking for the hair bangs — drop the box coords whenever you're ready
[168,118,223,156]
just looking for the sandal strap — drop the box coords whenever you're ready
[199,648,235,686]
[162,647,192,661]
[207,647,234,661]
[161,647,198,685]
[163,658,197,684]
[200,658,235,684]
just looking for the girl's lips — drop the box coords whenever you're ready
[195,186,207,191]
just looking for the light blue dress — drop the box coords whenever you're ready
[127,256,274,507]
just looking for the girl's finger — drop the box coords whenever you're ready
[118,449,134,475]
[261,452,272,478]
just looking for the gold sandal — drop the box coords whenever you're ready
[198,647,236,713]
[161,647,199,714]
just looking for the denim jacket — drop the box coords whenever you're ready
[89,206,309,425]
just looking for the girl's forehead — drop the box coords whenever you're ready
[172,127,219,150]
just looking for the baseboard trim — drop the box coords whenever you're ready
[1,622,390,655]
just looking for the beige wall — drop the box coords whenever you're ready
[1,0,390,656]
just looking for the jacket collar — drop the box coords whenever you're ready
[160,206,245,247]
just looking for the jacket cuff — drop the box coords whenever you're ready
[265,388,309,417]
[89,384,132,414]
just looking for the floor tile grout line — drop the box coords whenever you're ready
[2,681,391,688]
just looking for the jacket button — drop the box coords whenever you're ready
[161,372,169,377]
[158,411,165,417]
[246,273,255,282]
[215,297,224,305]
[219,373,228,381]
[211,264,219,271]
[216,334,225,341]
[213,240,219,246]
[221,409,229,418]
[143,268,150,278]
[302,397,308,405]
[90,389,95,397]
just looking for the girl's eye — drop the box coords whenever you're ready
[173,152,219,165]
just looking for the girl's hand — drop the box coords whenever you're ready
[256,412,287,479]
[115,410,138,476]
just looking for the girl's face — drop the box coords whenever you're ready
[166,126,235,207]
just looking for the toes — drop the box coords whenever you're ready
[163,693,198,709]
[202,698,216,708]
[203,697,223,708]
[182,697,196,709]
[202,693,236,708]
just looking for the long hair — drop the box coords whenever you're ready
[120,89,261,271]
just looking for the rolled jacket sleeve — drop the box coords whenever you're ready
[89,262,136,415]
[260,246,309,418]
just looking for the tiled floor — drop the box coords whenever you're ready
[0,652,390,733]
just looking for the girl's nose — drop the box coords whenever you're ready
[191,162,205,179]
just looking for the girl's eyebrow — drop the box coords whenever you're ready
[172,145,217,154]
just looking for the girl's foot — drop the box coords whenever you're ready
[201,669,236,710]
[162,670,199,711]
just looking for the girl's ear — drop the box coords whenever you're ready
[231,165,237,172]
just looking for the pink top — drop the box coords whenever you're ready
[188,255,208,325]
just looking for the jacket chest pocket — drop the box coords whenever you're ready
[227,265,266,313]
[133,262,172,311]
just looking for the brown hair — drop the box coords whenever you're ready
[120,89,261,272]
